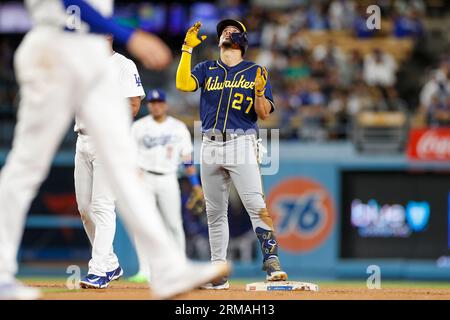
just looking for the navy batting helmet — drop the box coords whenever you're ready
[216,19,248,56]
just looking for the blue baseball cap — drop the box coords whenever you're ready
[146,89,166,102]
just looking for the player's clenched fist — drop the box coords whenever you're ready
[182,21,207,53]
[254,67,268,97]
[127,30,172,70]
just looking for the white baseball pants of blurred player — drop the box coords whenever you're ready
[74,51,145,278]
[74,134,119,276]
[134,172,184,280]
[130,114,193,281]
[0,27,197,296]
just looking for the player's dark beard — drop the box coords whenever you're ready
[221,38,240,50]
[221,38,233,48]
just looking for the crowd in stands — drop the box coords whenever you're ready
[0,0,449,146]
[171,0,448,141]
[420,55,450,126]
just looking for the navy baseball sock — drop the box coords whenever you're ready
[255,227,279,262]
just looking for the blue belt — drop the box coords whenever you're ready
[203,132,239,142]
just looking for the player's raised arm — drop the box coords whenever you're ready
[62,0,172,70]
[176,22,207,92]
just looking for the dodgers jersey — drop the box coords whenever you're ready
[131,116,193,174]
[75,52,145,131]
[191,60,275,133]
[109,52,146,100]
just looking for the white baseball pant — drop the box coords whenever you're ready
[0,27,185,284]
[74,134,119,276]
[134,172,185,279]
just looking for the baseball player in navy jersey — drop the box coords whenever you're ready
[176,19,287,289]
[0,0,228,300]
[128,89,205,283]
[74,35,146,289]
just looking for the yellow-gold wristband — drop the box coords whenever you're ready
[182,44,193,54]
[255,89,266,97]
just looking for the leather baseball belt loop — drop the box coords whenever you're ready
[76,129,87,136]
[146,170,165,176]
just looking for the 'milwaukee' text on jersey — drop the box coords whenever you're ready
[191,60,275,133]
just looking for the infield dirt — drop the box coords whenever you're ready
[25,280,450,300]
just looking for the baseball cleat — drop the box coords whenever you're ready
[106,266,123,282]
[128,272,148,284]
[0,280,41,300]
[200,277,230,290]
[263,256,288,281]
[151,261,231,299]
[79,274,110,289]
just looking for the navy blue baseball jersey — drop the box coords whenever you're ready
[191,60,275,132]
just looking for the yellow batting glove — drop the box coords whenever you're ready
[182,21,207,54]
[255,67,268,97]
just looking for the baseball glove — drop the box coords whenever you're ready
[186,185,206,215]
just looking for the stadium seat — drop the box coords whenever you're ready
[352,111,409,152]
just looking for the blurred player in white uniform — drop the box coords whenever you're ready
[0,0,228,300]
[129,89,204,283]
[74,35,146,289]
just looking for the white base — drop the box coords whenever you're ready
[245,281,319,292]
